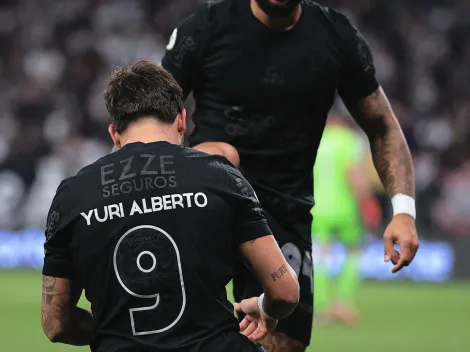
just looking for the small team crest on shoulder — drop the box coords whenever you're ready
[166,28,178,51]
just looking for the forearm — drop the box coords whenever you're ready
[263,292,298,320]
[244,261,299,319]
[42,276,93,346]
[262,264,299,319]
[347,88,415,199]
[52,307,94,345]
[239,237,299,320]
[368,118,414,198]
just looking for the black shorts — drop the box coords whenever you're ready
[233,210,314,346]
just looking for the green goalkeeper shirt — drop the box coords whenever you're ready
[312,125,365,218]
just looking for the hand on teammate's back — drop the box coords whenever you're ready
[234,297,278,343]
[383,214,419,273]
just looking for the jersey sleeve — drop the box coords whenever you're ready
[223,165,272,247]
[333,11,380,102]
[161,5,211,98]
[42,182,75,278]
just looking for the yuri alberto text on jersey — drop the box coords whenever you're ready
[80,192,208,226]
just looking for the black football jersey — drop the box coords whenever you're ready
[162,0,379,235]
[42,141,270,352]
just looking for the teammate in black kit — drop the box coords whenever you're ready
[40,61,300,352]
[162,0,420,350]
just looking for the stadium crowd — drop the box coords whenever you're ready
[0,0,469,236]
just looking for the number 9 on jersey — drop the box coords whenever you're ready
[113,225,186,336]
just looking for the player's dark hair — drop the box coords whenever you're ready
[104,60,184,133]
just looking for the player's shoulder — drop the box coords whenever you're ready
[303,1,358,36]
[48,174,83,223]
[52,154,109,200]
[75,152,113,178]
[303,1,351,24]
[53,176,77,200]
[190,0,245,27]
[203,0,245,18]
[183,147,243,182]
[53,150,121,197]
[182,147,237,172]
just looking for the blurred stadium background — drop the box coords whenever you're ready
[0,0,469,351]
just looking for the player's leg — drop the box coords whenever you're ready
[193,142,240,167]
[334,219,363,325]
[235,212,312,352]
[311,216,334,324]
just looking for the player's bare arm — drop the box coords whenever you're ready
[346,88,414,197]
[235,236,299,342]
[41,275,93,345]
[344,87,419,272]
[238,236,299,317]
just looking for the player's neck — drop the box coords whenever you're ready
[250,0,301,31]
[120,121,182,147]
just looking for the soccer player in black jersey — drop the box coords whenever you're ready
[161,0,420,350]
[41,61,300,352]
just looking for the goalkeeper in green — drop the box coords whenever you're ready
[312,113,382,325]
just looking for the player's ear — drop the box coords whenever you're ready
[108,123,122,148]
[176,109,187,136]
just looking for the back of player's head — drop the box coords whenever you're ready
[104,60,184,133]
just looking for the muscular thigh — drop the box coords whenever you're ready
[233,211,313,349]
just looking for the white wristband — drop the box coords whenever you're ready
[391,194,416,219]
[258,293,276,320]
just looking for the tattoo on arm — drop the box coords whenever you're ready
[344,87,415,198]
[41,276,93,346]
[270,264,288,281]
[42,277,64,334]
